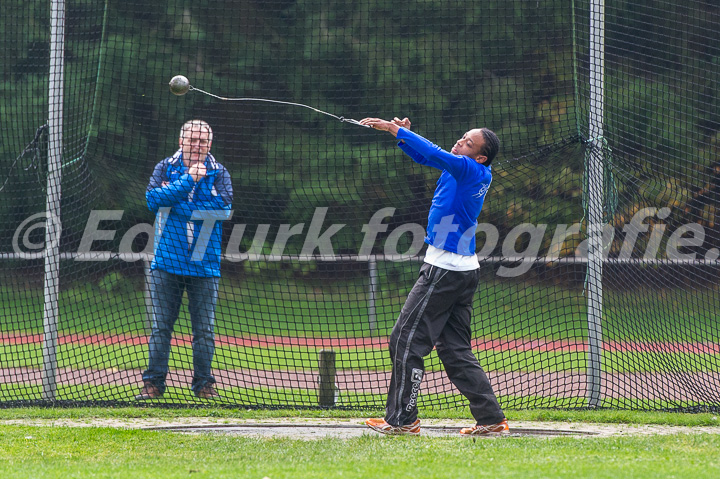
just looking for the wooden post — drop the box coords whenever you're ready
[318,349,337,407]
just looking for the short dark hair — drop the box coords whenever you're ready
[480,128,500,166]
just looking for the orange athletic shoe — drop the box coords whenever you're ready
[365,418,421,436]
[460,419,510,435]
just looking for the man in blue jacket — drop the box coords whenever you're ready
[136,119,233,400]
[360,117,508,436]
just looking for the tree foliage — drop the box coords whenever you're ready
[2,0,719,257]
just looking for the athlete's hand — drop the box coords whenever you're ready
[360,118,400,137]
[392,117,411,130]
[360,118,390,130]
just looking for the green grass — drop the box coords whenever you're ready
[2,342,719,374]
[0,383,507,410]
[2,426,718,479]
[0,277,597,339]
[2,278,719,411]
[3,277,719,343]
[1,382,714,412]
[0,409,719,479]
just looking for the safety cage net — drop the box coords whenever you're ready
[1,0,719,411]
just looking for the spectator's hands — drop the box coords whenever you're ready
[188,162,207,183]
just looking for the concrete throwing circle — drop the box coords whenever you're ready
[144,422,598,439]
[4,418,718,440]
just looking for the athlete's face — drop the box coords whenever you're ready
[451,129,487,163]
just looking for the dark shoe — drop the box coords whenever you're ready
[134,382,162,400]
[195,384,220,399]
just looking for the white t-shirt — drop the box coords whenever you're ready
[423,244,479,271]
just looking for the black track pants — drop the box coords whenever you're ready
[384,262,505,427]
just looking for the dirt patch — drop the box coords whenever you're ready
[4,417,720,440]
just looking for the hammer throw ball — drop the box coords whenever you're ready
[169,75,190,96]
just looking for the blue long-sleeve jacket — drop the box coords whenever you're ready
[396,127,491,255]
[146,150,233,277]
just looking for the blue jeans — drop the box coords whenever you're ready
[142,268,219,394]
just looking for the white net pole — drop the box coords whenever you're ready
[586,0,605,408]
[42,0,65,401]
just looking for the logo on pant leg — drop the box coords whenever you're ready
[406,368,424,411]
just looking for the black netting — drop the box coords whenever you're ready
[1,0,718,411]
